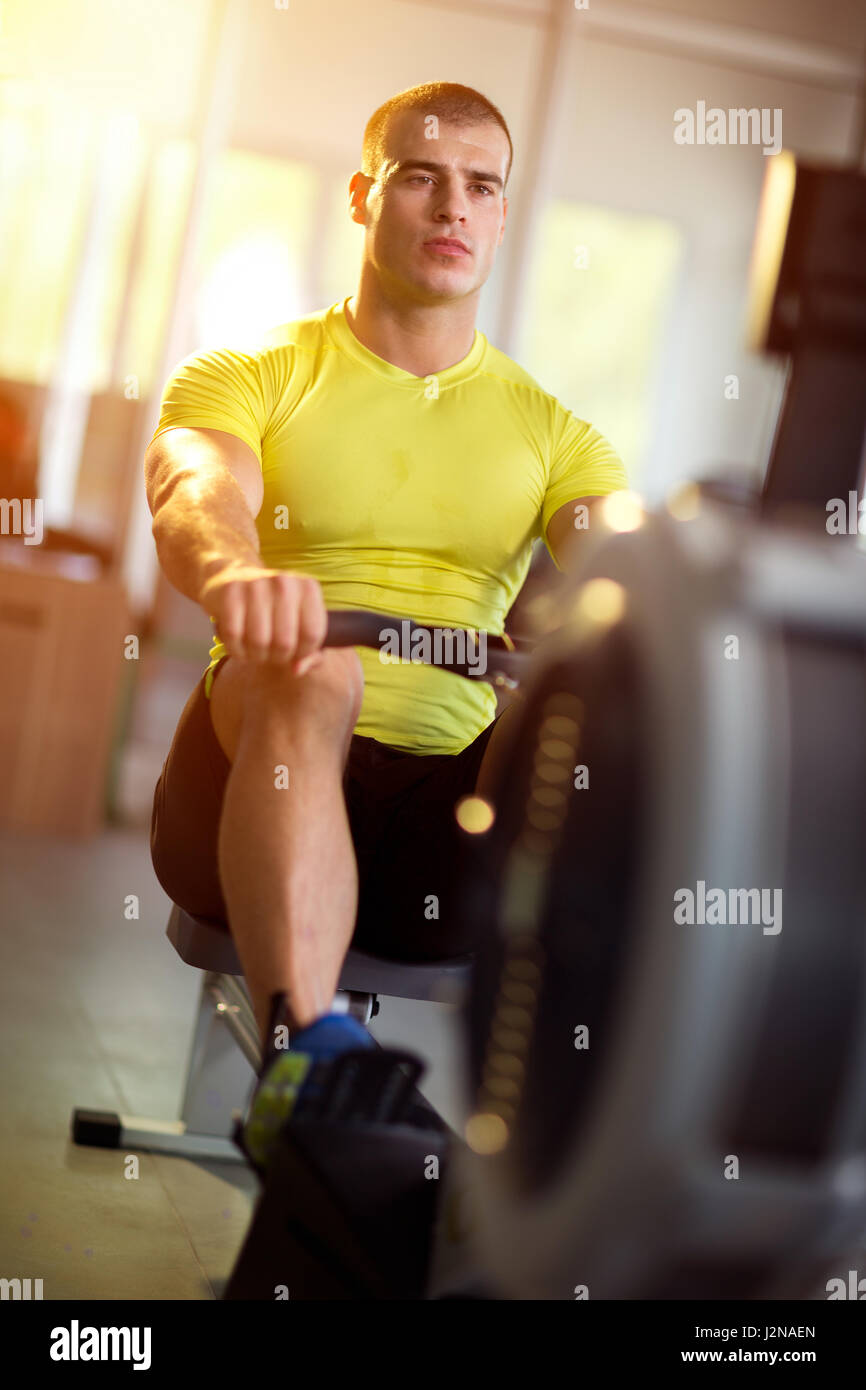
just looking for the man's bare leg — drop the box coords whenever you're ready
[209,647,364,1048]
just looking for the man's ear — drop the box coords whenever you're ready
[349,171,372,227]
[498,195,508,245]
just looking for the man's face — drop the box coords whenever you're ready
[350,111,509,305]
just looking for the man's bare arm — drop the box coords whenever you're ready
[144,426,326,667]
[145,427,264,603]
[545,495,610,575]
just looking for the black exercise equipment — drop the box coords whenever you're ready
[225,1109,455,1300]
[453,501,866,1299]
[749,154,866,522]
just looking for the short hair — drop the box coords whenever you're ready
[362,82,513,188]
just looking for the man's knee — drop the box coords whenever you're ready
[298,646,364,733]
[211,648,364,763]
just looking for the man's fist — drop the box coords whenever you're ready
[199,566,327,674]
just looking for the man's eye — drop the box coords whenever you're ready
[472,185,494,196]
[410,175,433,184]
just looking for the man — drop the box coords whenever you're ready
[146,81,627,1164]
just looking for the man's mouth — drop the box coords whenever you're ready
[423,238,470,257]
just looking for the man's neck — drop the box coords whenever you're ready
[345,277,479,378]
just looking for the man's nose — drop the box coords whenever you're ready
[433,179,469,221]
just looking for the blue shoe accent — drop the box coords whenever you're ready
[288,1011,376,1062]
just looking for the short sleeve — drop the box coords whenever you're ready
[542,407,629,547]
[148,347,268,464]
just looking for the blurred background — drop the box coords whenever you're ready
[0,0,864,1298]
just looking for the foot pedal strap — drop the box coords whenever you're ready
[296,1047,425,1126]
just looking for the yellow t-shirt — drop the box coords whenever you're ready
[148,298,628,754]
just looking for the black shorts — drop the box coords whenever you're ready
[150,658,500,962]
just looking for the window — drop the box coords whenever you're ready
[519,201,683,483]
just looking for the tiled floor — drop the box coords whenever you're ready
[0,826,470,1300]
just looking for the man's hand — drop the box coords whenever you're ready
[199,566,328,675]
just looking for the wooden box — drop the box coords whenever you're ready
[0,546,130,836]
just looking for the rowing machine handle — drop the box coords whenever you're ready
[322,608,531,688]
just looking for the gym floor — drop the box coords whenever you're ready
[0,827,466,1300]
